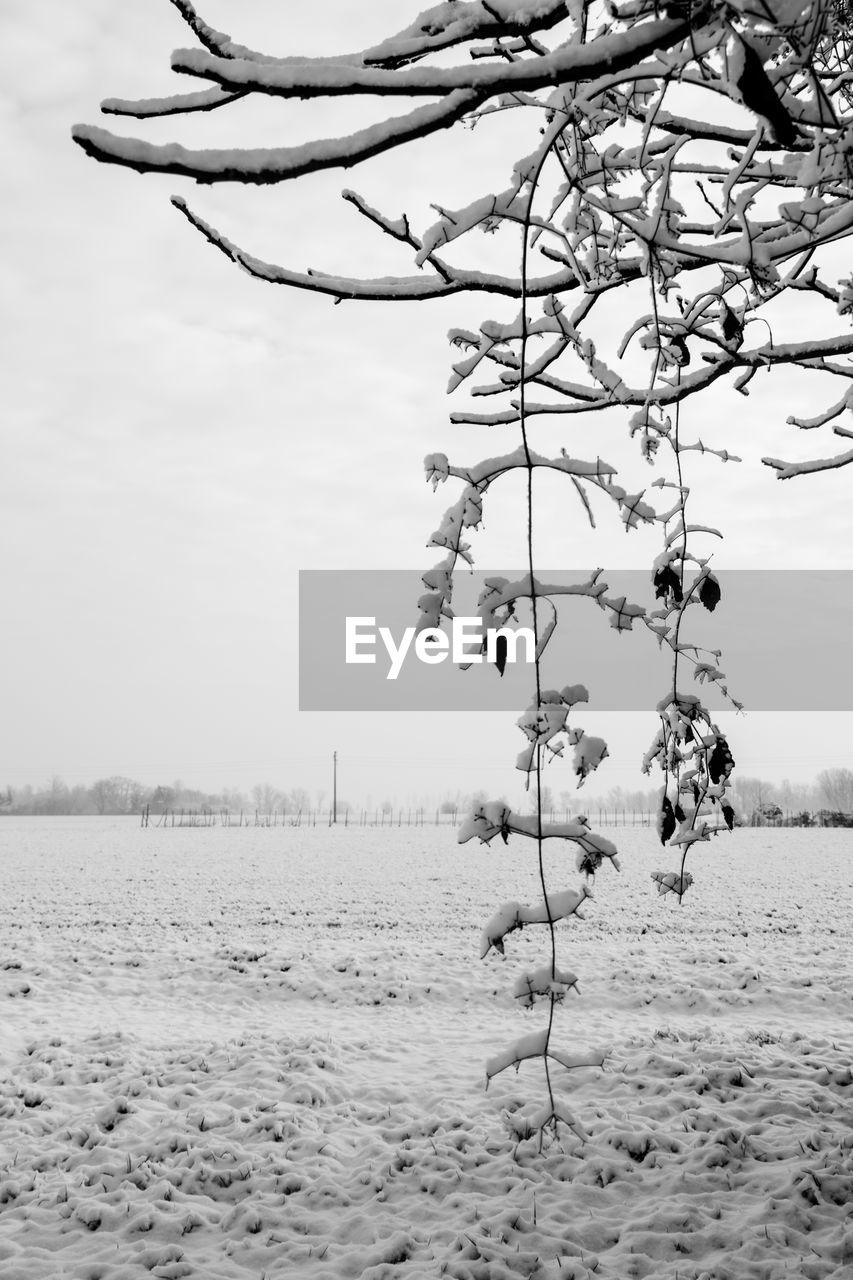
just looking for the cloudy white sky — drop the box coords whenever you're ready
[4,0,852,807]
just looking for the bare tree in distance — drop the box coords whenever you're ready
[72,0,853,1140]
[816,766,853,811]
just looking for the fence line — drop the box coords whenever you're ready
[142,807,471,829]
[139,805,853,829]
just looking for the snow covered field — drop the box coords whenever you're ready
[1,817,851,1280]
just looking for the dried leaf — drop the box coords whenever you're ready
[698,572,721,612]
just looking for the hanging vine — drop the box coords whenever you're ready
[423,105,741,1142]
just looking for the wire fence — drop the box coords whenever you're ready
[142,807,468,829]
[141,807,652,829]
[140,806,853,829]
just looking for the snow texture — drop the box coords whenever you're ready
[1,820,851,1280]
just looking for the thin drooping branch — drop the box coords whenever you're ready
[170,197,597,301]
[517,117,558,1132]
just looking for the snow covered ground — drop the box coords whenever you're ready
[0,817,851,1279]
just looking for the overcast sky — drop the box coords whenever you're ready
[4,1,852,807]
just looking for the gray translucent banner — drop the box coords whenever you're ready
[299,570,849,711]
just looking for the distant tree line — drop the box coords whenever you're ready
[529,771,853,824]
[0,777,331,817]
[2,769,851,821]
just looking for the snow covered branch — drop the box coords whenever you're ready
[762,442,853,478]
[170,197,606,302]
[102,87,248,118]
[73,90,483,184]
[164,0,569,69]
[166,16,703,102]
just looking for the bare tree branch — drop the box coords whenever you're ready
[763,444,853,477]
[171,196,591,300]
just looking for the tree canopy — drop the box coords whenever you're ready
[72,0,853,476]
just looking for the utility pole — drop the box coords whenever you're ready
[332,751,337,824]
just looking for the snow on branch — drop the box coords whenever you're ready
[512,964,579,1009]
[785,388,853,429]
[636,108,807,150]
[358,0,569,69]
[737,333,853,367]
[480,887,591,958]
[458,802,620,868]
[170,197,593,302]
[170,16,700,101]
[73,8,711,188]
[764,382,853,476]
[341,190,414,247]
[73,89,482,184]
[762,444,853,479]
[485,1030,605,1084]
[168,0,249,60]
[651,870,695,898]
[102,87,248,119]
[445,446,617,486]
[173,0,571,70]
